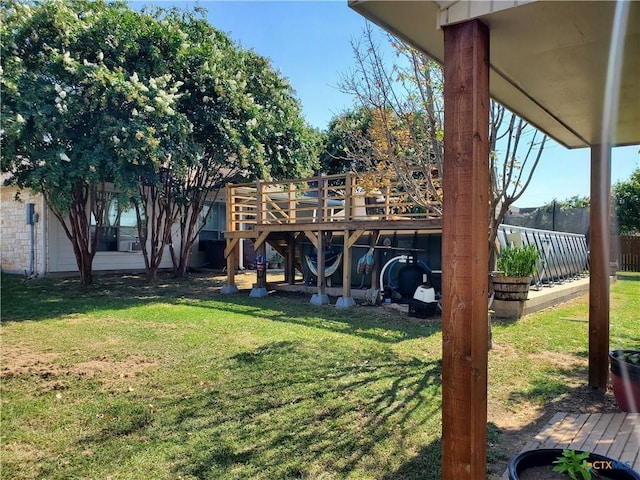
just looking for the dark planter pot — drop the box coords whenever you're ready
[492,274,532,301]
[609,349,640,412]
[509,449,640,480]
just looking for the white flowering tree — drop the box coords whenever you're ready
[1,0,319,284]
[160,11,320,278]
[1,0,192,285]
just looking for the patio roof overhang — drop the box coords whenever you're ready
[349,0,640,149]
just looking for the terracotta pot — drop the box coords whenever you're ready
[509,449,640,480]
[609,350,640,413]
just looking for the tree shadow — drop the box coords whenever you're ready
[178,293,441,344]
[382,438,442,480]
[1,273,440,344]
[138,340,444,479]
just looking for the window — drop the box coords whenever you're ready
[91,196,141,252]
[199,202,226,249]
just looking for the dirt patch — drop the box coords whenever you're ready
[0,345,60,379]
[1,345,156,394]
[527,351,585,368]
[70,355,156,379]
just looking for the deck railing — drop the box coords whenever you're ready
[226,172,441,232]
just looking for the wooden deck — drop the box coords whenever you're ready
[501,412,640,479]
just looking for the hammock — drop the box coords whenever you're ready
[305,252,343,278]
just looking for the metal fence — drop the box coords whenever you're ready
[497,224,589,287]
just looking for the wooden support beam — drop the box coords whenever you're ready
[371,230,380,290]
[253,230,270,251]
[346,230,365,250]
[286,232,296,285]
[442,19,490,480]
[225,239,237,286]
[305,230,319,250]
[317,232,326,296]
[256,242,267,289]
[224,218,443,235]
[224,237,240,259]
[589,144,611,389]
[342,230,353,298]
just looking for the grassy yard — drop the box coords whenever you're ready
[1,272,638,480]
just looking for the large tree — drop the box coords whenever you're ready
[164,15,320,278]
[2,0,319,283]
[336,24,548,266]
[2,0,192,285]
[613,167,640,235]
[319,107,373,174]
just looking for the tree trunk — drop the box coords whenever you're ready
[79,254,93,286]
[48,185,100,287]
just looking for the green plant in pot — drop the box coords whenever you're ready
[268,253,284,269]
[609,349,640,412]
[508,448,640,480]
[553,450,595,480]
[493,244,540,301]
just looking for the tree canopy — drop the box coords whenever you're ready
[1,0,319,284]
[613,167,640,235]
[325,25,547,265]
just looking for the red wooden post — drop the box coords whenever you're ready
[589,144,610,389]
[442,19,490,479]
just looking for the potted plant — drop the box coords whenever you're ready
[268,253,284,269]
[508,448,640,480]
[492,244,539,301]
[609,349,640,412]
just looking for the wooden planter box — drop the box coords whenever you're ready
[492,274,532,301]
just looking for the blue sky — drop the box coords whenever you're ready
[134,1,639,208]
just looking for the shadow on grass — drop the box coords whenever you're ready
[1,273,441,344]
[616,272,640,281]
[178,292,441,344]
[147,341,443,479]
[382,438,442,480]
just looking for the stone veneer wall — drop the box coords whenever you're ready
[0,186,45,275]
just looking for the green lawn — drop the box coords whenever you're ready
[1,273,637,479]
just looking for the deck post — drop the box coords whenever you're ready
[220,244,239,294]
[442,19,490,479]
[336,229,356,309]
[371,230,380,290]
[588,144,610,389]
[311,175,330,305]
[286,232,296,285]
[311,231,329,305]
[221,184,238,294]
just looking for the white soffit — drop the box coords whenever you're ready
[348,0,640,149]
[435,0,538,27]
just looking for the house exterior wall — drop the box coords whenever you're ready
[2,185,227,275]
[0,186,46,276]
[47,209,175,273]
